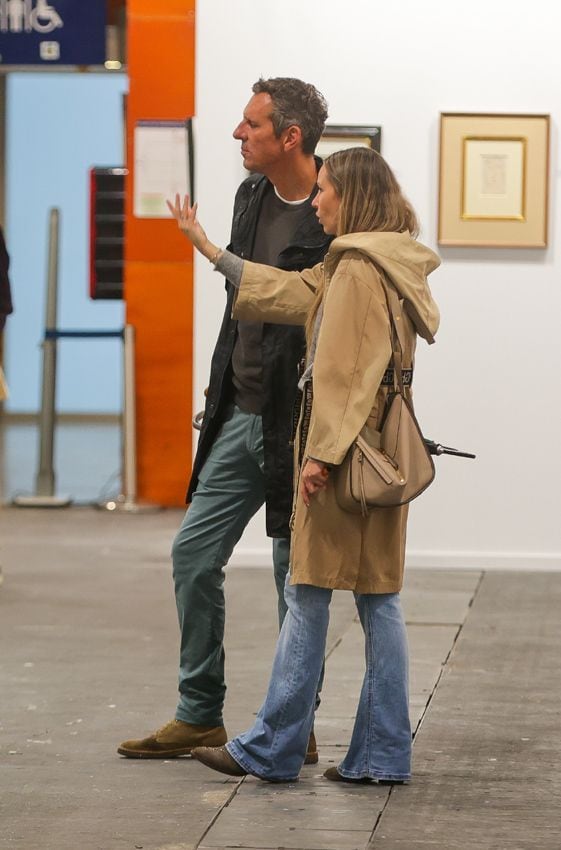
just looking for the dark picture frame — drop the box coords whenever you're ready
[317,125,382,158]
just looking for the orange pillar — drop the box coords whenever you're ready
[125,0,196,506]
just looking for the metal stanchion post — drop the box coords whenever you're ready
[101,324,159,513]
[14,208,71,507]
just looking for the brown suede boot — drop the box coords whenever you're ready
[304,729,319,765]
[117,719,227,758]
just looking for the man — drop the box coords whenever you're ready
[118,77,331,762]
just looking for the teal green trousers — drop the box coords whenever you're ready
[172,406,290,726]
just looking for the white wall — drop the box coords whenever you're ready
[194,0,561,570]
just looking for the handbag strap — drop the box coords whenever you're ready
[380,277,407,395]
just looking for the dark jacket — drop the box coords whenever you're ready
[0,227,13,331]
[187,166,331,537]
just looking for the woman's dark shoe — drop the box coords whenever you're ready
[192,734,317,777]
[323,766,372,784]
[191,745,247,777]
[323,766,404,785]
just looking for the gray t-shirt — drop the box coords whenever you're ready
[231,186,310,414]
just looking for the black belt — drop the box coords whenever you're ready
[381,368,413,386]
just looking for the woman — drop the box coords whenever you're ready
[168,147,440,784]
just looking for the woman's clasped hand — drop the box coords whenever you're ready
[299,459,329,506]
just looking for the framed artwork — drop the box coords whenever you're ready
[133,118,194,217]
[438,113,550,247]
[316,125,382,159]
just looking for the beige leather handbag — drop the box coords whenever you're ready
[334,281,434,514]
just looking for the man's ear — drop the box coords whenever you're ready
[282,125,303,152]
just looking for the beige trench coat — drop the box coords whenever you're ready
[234,231,440,593]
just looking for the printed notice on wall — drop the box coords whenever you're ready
[134,120,193,218]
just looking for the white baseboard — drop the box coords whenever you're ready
[228,548,561,572]
[228,549,277,569]
[406,550,561,571]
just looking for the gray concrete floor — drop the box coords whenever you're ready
[1,506,560,850]
[1,422,560,849]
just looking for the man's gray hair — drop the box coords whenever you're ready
[252,77,328,155]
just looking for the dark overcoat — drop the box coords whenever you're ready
[187,167,331,537]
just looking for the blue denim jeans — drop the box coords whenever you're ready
[172,406,289,726]
[227,577,411,782]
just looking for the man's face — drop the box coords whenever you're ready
[233,93,286,174]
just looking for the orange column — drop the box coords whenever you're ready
[125,0,196,505]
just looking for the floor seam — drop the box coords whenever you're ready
[366,571,486,847]
[194,776,247,849]
[412,570,485,740]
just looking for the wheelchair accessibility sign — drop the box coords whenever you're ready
[0,0,106,65]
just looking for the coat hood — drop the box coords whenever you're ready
[327,232,441,343]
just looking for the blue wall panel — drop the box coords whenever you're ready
[4,71,127,413]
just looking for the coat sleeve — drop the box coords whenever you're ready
[304,258,393,466]
[232,260,323,326]
[0,227,13,330]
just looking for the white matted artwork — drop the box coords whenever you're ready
[438,113,549,247]
[133,119,193,218]
[462,137,525,220]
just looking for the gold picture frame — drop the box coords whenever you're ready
[438,113,549,247]
[316,125,381,159]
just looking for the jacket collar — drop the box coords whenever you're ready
[241,156,331,254]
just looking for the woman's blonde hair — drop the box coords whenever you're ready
[305,147,419,342]
[325,146,419,238]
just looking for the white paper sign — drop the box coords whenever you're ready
[134,120,192,218]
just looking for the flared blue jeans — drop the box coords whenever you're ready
[227,577,411,782]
